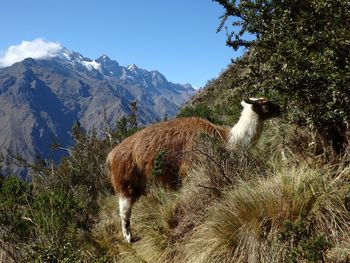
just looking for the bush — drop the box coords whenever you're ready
[31,189,77,237]
[279,218,329,262]
[178,104,223,124]
[0,175,33,243]
[215,0,350,152]
[0,112,141,261]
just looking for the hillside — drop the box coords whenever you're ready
[180,62,245,123]
[1,0,350,261]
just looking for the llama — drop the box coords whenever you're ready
[106,98,280,243]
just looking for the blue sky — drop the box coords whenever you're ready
[1,0,244,88]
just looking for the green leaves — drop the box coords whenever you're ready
[0,176,33,242]
[152,149,168,177]
[178,104,223,124]
[279,218,329,262]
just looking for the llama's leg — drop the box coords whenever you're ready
[119,195,133,243]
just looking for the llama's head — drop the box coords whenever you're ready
[241,98,281,120]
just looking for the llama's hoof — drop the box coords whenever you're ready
[122,228,132,243]
[123,232,132,243]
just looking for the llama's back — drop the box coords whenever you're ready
[108,117,229,196]
[130,117,229,171]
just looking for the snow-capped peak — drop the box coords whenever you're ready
[96,54,111,63]
[57,47,73,61]
[82,60,101,71]
[55,48,102,72]
[127,63,139,71]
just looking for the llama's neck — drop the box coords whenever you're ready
[227,106,264,149]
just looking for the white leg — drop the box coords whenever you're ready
[119,195,133,243]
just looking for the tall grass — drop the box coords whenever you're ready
[181,162,350,262]
[92,122,350,262]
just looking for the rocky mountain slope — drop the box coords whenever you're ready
[0,49,195,175]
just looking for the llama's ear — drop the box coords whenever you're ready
[241,100,249,107]
[242,98,254,106]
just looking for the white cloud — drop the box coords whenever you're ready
[0,39,63,67]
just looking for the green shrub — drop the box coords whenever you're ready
[0,175,33,242]
[31,189,77,237]
[152,149,168,178]
[279,218,329,262]
[178,104,223,125]
[215,0,350,152]
[24,237,109,263]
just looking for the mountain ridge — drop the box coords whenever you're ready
[0,48,195,176]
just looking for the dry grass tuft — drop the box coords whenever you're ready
[181,162,350,263]
[92,195,147,262]
[91,195,122,257]
[327,237,350,262]
[128,187,179,263]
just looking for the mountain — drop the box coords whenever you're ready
[0,48,195,176]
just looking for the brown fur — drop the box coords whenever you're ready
[107,117,229,200]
